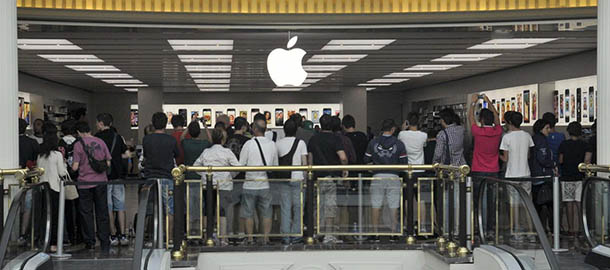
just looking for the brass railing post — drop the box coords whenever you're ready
[405,169,415,244]
[171,165,186,260]
[205,170,215,247]
[305,168,315,245]
[458,173,469,257]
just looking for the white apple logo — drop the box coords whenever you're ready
[267,36,308,87]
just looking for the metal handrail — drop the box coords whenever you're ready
[579,163,610,176]
[132,181,160,270]
[475,177,560,270]
[0,182,52,267]
[580,175,610,248]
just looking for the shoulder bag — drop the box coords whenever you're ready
[277,138,300,179]
[79,139,109,174]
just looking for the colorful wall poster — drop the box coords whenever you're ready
[312,110,320,123]
[264,111,271,124]
[481,84,538,126]
[130,109,138,127]
[275,109,284,126]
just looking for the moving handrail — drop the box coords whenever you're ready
[0,168,44,233]
[580,175,610,248]
[0,181,52,268]
[171,163,471,259]
[475,176,560,270]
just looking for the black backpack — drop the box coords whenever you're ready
[79,139,109,174]
[277,138,300,179]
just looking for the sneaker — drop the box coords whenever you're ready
[110,236,119,246]
[322,235,338,244]
[119,235,129,246]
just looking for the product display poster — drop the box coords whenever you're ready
[500,99,506,123]
[275,109,284,126]
[299,108,308,120]
[523,90,530,123]
[24,102,31,124]
[178,109,187,126]
[323,108,332,115]
[510,97,516,112]
[559,93,564,119]
[481,84,538,126]
[215,111,223,119]
[532,92,537,121]
[564,89,570,123]
[570,94,575,119]
[203,109,212,127]
[553,91,559,118]
[166,112,174,128]
[312,110,320,123]
[264,111,271,124]
[130,109,138,127]
[191,111,199,122]
[583,91,589,121]
[227,109,236,125]
[251,109,260,122]
[287,110,296,119]
[517,94,522,114]
[589,87,595,122]
[239,110,247,119]
[576,88,582,123]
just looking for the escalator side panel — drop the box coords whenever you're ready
[585,245,610,269]
[141,249,170,270]
[474,245,523,270]
[22,253,51,270]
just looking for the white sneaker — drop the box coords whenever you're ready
[119,235,129,246]
[322,235,337,244]
[110,236,119,246]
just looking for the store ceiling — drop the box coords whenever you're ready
[17,22,597,93]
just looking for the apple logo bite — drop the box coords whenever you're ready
[267,36,308,87]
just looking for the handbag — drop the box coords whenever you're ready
[61,173,79,200]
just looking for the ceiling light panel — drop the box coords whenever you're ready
[196,84,230,88]
[307,73,333,78]
[321,39,395,50]
[366,88,376,91]
[367,78,409,83]
[194,79,231,84]
[199,89,230,92]
[124,88,139,92]
[18,39,82,50]
[185,65,231,72]
[86,73,132,79]
[168,40,233,51]
[102,79,143,84]
[307,54,368,63]
[405,65,462,71]
[65,65,120,72]
[384,72,432,78]
[189,73,231,78]
[178,55,232,63]
[38,54,103,63]
[431,54,502,62]
[272,88,302,92]
[115,84,148,87]
[304,79,321,83]
[358,83,391,86]
[303,65,346,71]
[468,38,559,49]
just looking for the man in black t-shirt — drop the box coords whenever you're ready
[142,112,179,239]
[18,119,39,168]
[307,114,348,244]
[95,113,130,246]
[342,115,368,166]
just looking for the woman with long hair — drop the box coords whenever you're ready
[36,132,69,252]
[530,119,556,232]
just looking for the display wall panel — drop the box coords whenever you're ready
[131,103,341,130]
[481,84,539,126]
[553,75,597,126]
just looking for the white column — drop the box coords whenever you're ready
[599,1,610,165]
[0,0,19,220]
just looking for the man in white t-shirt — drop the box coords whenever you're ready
[398,112,427,172]
[239,118,278,244]
[276,119,308,245]
[499,111,535,241]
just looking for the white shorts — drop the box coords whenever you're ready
[562,181,582,202]
[370,174,401,209]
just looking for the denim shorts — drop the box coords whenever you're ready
[240,189,272,219]
[151,178,174,215]
[107,183,126,211]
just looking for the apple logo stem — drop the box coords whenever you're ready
[267,36,308,87]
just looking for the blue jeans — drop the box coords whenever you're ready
[279,183,302,234]
[150,178,174,215]
[189,182,201,224]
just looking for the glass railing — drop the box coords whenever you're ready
[171,164,473,258]
[579,164,610,249]
[475,176,559,270]
[0,168,50,268]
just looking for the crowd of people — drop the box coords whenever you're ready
[16,94,596,250]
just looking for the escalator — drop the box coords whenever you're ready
[581,176,610,269]
[475,177,560,270]
[0,180,169,270]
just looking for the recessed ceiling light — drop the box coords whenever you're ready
[384,72,432,78]
[168,40,233,51]
[18,39,82,50]
[124,88,139,92]
[38,54,103,63]
[321,39,395,50]
[366,88,376,91]
[304,79,321,83]
[358,83,391,86]
[66,65,120,72]
[469,38,558,49]
[275,84,310,88]
[102,79,142,84]
[178,55,232,63]
[367,78,409,83]
[199,88,230,92]
[194,79,230,84]
[405,65,461,71]
[185,65,231,72]
[115,84,148,87]
[196,84,230,88]
[307,54,368,63]
[272,88,302,92]
[307,73,333,78]
[303,65,346,72]
[431,54,502,62]
[189,73,231,78]
[86,73,132,79]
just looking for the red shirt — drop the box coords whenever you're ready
[471,124,503,173]
[171,130,191,165]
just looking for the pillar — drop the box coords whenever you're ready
[0,0,18,221]
[599,1,609,165]
[341,87,367,133]
[137,88,164,142]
